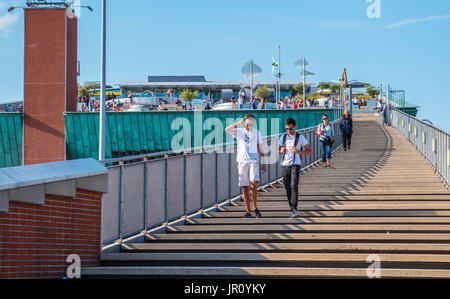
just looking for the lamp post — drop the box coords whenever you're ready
[99,0,106,160]
[277,46,281,103]
[8,2,93,13]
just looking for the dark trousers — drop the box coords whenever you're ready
[343,133,352,149]
[282,165,301,211]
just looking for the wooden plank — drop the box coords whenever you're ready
[186,217,450,225]
[146,232,450,242]
[122,242,450,253]
[83,266,450,278]
[166,224,450,233]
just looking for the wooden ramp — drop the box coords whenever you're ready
[83,114,450,279]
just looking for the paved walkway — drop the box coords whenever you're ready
[84,114,450,278]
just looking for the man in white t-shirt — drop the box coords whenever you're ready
[225,114,267,218]
[279,118,313,218]
[237,95,244,110]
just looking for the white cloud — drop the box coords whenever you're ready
[0,12,19,36]
[386,14,450,29]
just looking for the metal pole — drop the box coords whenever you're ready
[278,46,281,103]
[349,86,353,116]
[143,158,148,232]
[99,0,106,160]
[386,85,391,126]
[118,162,123,242]
[302,58,306,107]
[250,59,254,106]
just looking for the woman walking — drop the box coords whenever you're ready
[316,114,335,167]
[340,110,353,151]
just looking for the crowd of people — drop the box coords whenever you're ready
[0,103,23,112]
[277,96,341,109]
[77,93,121,112]
[231,89,342,110]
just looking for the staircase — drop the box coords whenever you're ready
[83,114,450,278]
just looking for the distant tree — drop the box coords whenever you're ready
[180,89,200,105]
[255,86,270,108]
[366,85,380,99]
[82,81,113,90]
[330,84,340,95]
[318,82,329,93]
[78,84,89,97]
[293,82,304,96]
[255,86,270,100]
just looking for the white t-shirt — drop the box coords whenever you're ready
[279,134,309,166]
[234,128,262,163]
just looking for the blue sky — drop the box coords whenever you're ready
[0,0,449,130]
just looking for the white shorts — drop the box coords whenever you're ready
[238,161,260,187]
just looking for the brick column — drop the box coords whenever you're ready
[23,8,78,165]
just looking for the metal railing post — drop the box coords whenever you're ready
[118,161,124,243]
[183,153,187,218]
[143,158,148,233]
[215,150,219,208]
[228,148,232,204]
[200,150,204,214]
[164,154,168,226]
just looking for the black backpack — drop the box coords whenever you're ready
[281,133,301,166]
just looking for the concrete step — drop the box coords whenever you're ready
[120,242,450,254]
[256,194,450,201]
[296,178,443,183]
[204,210,450,218]
[294,190,450,195]
[81,266,450,278]
[100,252,450,268]
[186,217,450,225]
[230,201,450,207]
[166,224,450,233]
[146,232,450,243]
[220,204,450,212]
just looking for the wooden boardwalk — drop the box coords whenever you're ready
[84,114,450,278]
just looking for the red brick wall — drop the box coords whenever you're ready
[66,15,78,112]
[0,189,102,279]
[23,8,78,165]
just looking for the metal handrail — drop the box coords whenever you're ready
[391,107,449,136]
[390,106,449,187]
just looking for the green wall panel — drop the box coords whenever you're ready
[0,113,23,168]
[64,109,341,161]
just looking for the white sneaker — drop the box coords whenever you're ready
[290,209,298,218]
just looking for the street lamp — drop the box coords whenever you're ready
[8,2,92,13]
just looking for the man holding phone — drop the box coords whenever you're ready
[225,114,267,218]
[279,118,313,218]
